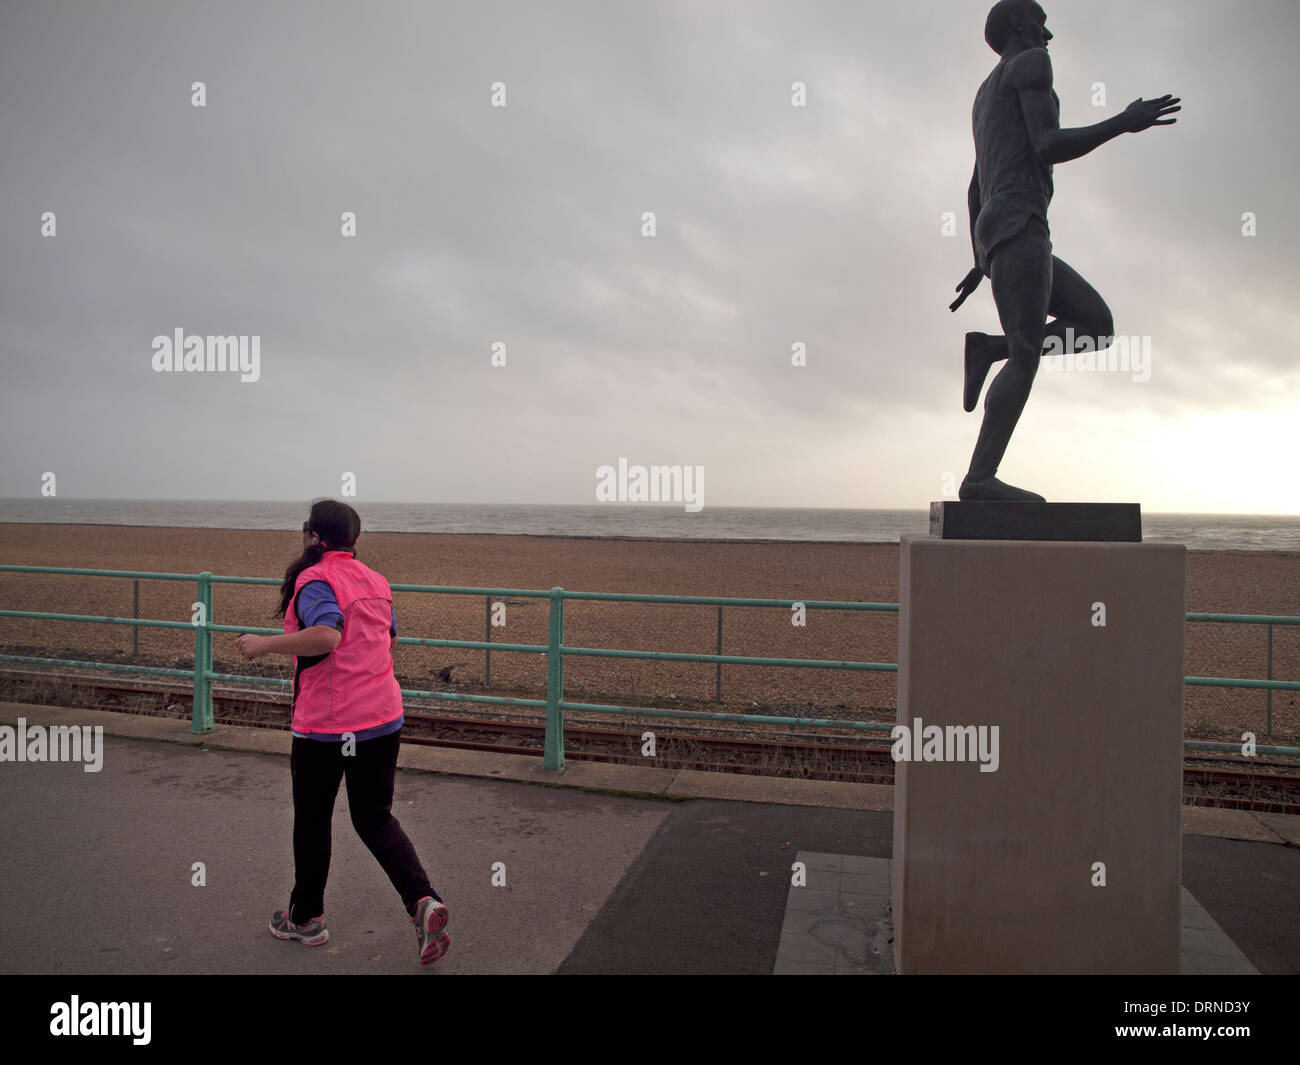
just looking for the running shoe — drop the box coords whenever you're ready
[269,909,329,946]
[412,896,450,965]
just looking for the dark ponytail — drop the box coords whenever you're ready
[275,499,362,618]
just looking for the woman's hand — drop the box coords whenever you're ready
[235,633,271,660]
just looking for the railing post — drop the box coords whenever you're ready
[543,586,565,770]
[191,571,213,733]
[1266,623,1273,737]
[484,596,492,687]
[132,579,139,657]
[715,605,723,703]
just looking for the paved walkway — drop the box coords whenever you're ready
[1,702,1296,975]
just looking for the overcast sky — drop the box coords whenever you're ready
[2,0,1297,514]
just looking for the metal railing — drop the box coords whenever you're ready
[1,564,1298,768]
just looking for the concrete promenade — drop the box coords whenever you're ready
[0,702,1297,975]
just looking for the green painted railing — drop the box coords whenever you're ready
[1,564,1298,768]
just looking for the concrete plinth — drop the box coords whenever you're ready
[891,535,1186,974]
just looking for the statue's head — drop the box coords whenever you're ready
[985,0,1052,55]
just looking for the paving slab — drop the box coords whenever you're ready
[773,853,892,975]
[775,857,1263,976]
[666,768,891,809]
[1182,805,1285,844]
[1254,812,1300,847]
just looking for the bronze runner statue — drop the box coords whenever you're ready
[950,0,1180,502]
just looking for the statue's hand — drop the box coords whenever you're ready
[1121,94,1181,133]
[950,267,982,311]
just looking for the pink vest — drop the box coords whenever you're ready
[284,551,403,736]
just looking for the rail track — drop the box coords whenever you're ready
[2,667,1298,815]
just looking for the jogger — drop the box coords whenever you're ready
[236,498,450,965]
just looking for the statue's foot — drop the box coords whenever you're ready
[959,476,1046,502]
[963,332,994,413]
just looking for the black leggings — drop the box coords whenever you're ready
[288,729,438,923]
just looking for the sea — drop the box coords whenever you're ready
[1,500,1297,552]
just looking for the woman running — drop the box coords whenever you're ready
[235,498,449,965]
